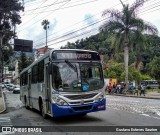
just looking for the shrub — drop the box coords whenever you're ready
[146,86,152,89]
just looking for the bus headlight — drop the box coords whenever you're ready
[94,92,105,102]
[52,96,68,106]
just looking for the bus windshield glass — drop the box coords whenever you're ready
[80,63,104,91]
[52,62,103,92]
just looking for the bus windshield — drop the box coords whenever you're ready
[80,63,104,91]
[52,62,104,92]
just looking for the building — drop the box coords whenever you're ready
[34,47,52,61]
[3,67,13,83]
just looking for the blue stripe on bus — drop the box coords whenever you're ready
[51,99,106,117]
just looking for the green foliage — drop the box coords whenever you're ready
[0,0,24,37]
[18,53,32,73]
[103,61,124,79]
[42,20,50,30]
[0,0,24,63]
[104,61,150,84]
[146,86,152,89]
[129,69,141,83]
[140,74,152,80]
[3,46,14,62]
[100,0,158,89]
[147,56,160,80]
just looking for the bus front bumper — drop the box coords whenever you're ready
[51,99,106,117]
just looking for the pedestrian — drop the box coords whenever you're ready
[129,85,133,95]
[116,84,121,94]
[134,85,139,96]
[111,82,116,93]
[108,83,112,94]
[120,83,124,94]
[140,85,145,96]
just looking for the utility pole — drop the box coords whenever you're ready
[0,34,4,83]
[0,36,2,83]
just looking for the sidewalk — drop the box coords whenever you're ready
[107,91,160,99]
[0,88,6,113]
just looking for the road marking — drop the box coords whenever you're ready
[0,117,12,126]
[140,114,160,120]
[0,117,13,135]
[141,114,150,116]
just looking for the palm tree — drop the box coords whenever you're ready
[41,19,50,47]
[100,0,158,91]
[131,31,148,70]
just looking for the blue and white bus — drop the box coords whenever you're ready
[20,49,106,118]
[140,80,159,89]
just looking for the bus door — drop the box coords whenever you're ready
[45,65,51,113]
[28,73,32,107]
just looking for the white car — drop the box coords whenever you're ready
[5,84,15,91]
[0,82,4,88]
[13,85,20,94]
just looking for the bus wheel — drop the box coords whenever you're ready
[40,102,47,119]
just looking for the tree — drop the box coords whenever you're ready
[0,0,23,82]
[100,0,158,91]
[130,32,148,70]
[41,19,50,47]
[147,56,160,80]
[18,53,32,73]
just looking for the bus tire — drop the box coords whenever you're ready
[24,96,29,109]
[40,101,47,119]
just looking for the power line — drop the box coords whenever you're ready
[18,0,97,31]
[35,0,157,47]
[18,0,58,30]
[33,0,129,44]
[24,0,51,7]
[18,0,129,35]
[35,17,107,47]
[24,0,99,15]
[36,0,159,48]
[40,27,99,48]
[24,0,87,12]
[20,0,158,49]
[17,0,71,33]
[139,2,160,14]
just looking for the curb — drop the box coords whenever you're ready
[106,94,160,100]
[0,91,6,114]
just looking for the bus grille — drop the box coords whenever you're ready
[65,93,97,100]
[72,105,92,111]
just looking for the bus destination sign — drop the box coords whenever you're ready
[53,51,100,60]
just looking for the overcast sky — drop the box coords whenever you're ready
[17,0,160,49]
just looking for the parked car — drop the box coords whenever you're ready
[0,82,9,89]
[5,84,15,91]
[0,82,5,89]
[13,85,20,94]
[9,85,16,91]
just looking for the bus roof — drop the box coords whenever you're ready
[20,49,100,74]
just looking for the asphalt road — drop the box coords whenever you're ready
[0,91,160,135]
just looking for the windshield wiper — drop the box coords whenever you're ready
[65,60,77,72]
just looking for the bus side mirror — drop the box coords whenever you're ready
[48,64,52,74]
